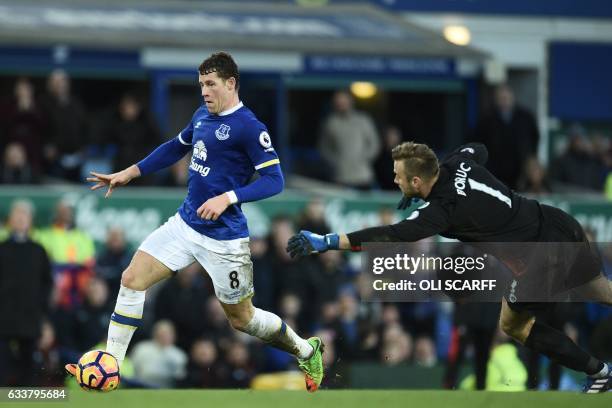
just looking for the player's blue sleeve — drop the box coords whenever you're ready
[136,119,193,175]
[136,136,192,176]
[229,125,283,203]
[233,164,284,203]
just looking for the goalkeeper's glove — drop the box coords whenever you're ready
[286,230,339,258]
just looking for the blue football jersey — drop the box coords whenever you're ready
[176,102,280,240]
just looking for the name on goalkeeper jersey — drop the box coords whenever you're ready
[372,254,486,275]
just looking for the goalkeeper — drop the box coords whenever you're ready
[288,141,612,393]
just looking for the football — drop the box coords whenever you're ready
[76,350,121,392]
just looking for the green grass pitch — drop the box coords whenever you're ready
[16,390,612,408]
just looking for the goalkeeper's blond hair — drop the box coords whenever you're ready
[391,142,439,181]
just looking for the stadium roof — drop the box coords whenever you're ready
[0,0,486,59]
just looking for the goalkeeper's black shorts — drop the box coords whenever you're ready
[504,204,603,314]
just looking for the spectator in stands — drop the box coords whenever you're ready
[474,84,539,189]
[517,156,552,194]
[1,142,35,184]
[39,69,88,182]
[94,93,161,183]
[413,336,437,367]
[33,321,64,387]
[52,277,112,356]
[180,338,223,388]
[95,226,132,296]
[34,200,95,310]
[1,77,45,179]
[443,302,501,390]
[296,197,330,235]
[550,124,606,191]
[375,126,403,190]
[130,320,187,388]
[221,340,256,388]
[380,323,412,366]
[154,263,210,352]
[319,90,380,189]
[0,200,52,386]
[250,235,275,313]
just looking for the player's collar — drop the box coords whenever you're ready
[218,101,243,116]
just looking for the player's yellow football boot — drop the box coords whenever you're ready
[64,363,77,377]
[297,337,324,392]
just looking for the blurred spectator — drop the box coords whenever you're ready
[0,77,45,178]
[1,142,35,184]
[474,84,539,189]
[93,93,161,183]
[222,340,256,388]
[296,197,330,235]
[161,156,190,187]
[180,338,224,388]
[202,297,234,345]
[154,264,210,351]
[34,200,95,310]
[443,302,500,390]
[250,236,276,312]
[95,226,132,296]
[33,321,64,386]
[380,323,412,366]
[413,336,437,367]
[268,215,312,301]
[550,124,606,191]
[39,69,88,181]
[516,156,552,194]
[0,200,52,386]
[459,331,527,391]
[131,320,187,388]
[318,90,380,189]
[52,277,112,355]
[375,126,403,190]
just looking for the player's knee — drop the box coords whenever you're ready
[121,268,147,291]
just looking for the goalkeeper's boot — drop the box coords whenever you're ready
[583,363,611,393]
[64,363,77,377]
[297,337,325,392]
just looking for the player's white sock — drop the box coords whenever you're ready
[106,285,146,366]
[244,307,313,359]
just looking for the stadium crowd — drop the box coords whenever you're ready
[1,196,611,390]
[1,72,612,195]
[1,72,612,390]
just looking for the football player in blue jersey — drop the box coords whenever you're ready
[65,52,324,392]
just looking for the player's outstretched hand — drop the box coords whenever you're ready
[197,193,231,221]
[86,165,140,198]
[286,230,338,258]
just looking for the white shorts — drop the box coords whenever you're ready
[138,213,253,304]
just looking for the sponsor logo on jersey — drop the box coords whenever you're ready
[454,162,472,197]
[195,121,203,129]
[192,140,207,161]
[215,124,231,140]
[190,140,210,176]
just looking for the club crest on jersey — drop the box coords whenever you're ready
[193,140,207,161]
[215,124,231,140]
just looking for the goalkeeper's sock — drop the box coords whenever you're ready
[524,320,602,375]
[106,285,146,366]
[244,307,313,359]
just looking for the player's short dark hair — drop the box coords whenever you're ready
[391,142,439,180]
[199,52,240,90]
